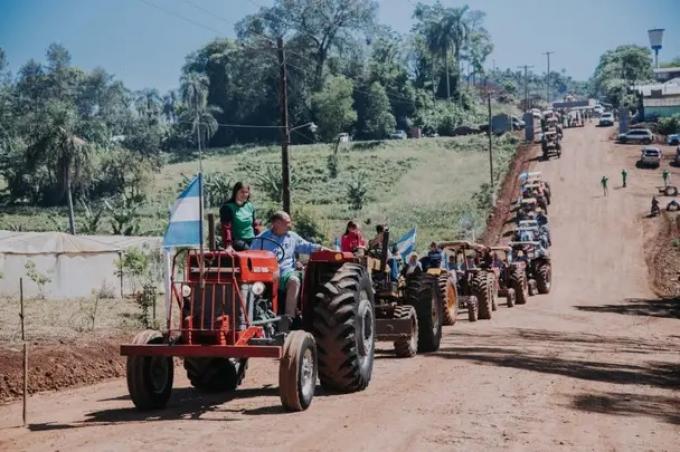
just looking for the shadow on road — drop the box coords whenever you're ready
[28,386,280,431]
[571,391,680,425]
[575,297,680,319]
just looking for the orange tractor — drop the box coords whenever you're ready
[121,246,376,412]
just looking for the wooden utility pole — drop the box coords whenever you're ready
[20,278,27,426]
[487,93,494,193]
[543,51,554,105]
[518,65,533,111]
[277,37,292,214]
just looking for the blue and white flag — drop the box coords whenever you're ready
[395,227,417,260]
[163,175,202,249]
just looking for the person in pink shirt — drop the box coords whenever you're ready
[340,220,367,253]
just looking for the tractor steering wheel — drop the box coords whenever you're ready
[254,236,287,264]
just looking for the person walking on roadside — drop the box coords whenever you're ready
[601,176,608,197]
[662,169,670,187]
[621,169,628,188]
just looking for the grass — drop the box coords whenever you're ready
[0,134,519,253]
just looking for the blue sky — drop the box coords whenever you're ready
[1,0,679,92]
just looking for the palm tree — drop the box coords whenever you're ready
[134,88,162,125]
[27,101,91,234]
[180,73,221,151]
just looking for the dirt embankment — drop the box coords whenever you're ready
[0,337,128,403]
[480,140,539,245]
[646,212,680,297]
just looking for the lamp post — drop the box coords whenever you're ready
[647,29,664,69]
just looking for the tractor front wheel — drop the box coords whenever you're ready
[279,331,317,411]
[466,296,479,322]
[511,267,529,305]
[438,273,458,326]
[312,263,375,392]
[405,274,442,352]
[506,288,516,307]
[393,305,418,358]
[535,261,552,294]
[473,274,493,320]
[126,330,173,410]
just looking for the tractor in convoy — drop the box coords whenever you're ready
[509,240,552,297]
[369,227,443,358]
[437,241,497,321]
[122,243,377,412]
[489,246,519,307]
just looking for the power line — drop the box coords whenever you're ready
[137,0,224,35]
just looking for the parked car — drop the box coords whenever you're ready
[389,130,407,140]
[638,147,662,168]
[618,128,654,144]
[674,146,680,166]
[511,116,526,130]
[667,134,680,145]
[598,112,614,127]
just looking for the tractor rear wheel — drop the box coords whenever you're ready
[489,273,498,312]
[126,330,173,410]
[466,296,478,322]
[506,287,516,307]
[184,357,247,392]
[404,273,442,353]
[510,266,529,305]
[393,305,418,358]
[438,273,458,326]
[535,261,552,294]
[312,263,375,393]
[279,331,317,411]
[472,273,493,320]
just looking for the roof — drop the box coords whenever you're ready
[0,231,121,255]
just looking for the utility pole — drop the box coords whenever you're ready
[277,37,292,214]
[487,91,494,205]
[543,51,554,106]
[518,65,533,111]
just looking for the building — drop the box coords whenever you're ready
[653,67,680,83]
[633,77,680,120]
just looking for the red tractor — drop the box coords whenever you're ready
[121,246,375,412]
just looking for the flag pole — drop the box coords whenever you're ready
[197,117,205,289]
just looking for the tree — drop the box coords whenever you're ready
[591,45,653,108]
[312,75,357,141]
[237,0,378,88]
[26,101,92,233]
[180,72,221,149]
[358,81,395,139]
[660,56,680,68]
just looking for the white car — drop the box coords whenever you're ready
[639,147,662,168]
[598,112,614,127]
[618,129,654,144]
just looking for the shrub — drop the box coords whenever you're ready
[657,114,680,136]
[347,174,369,211]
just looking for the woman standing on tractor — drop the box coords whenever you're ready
[220,182,260,251]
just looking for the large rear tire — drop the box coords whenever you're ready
[127,330,173,410]
[184,357,247,392]
[466,296,478,322]
[312,263,375,392]
[535,261,552,294]
[438,273,458,326]
[404,273,442,353]
[393,305,418,358]
[472,273,493,320]
[279,331,317,412]
[510,266,529,305]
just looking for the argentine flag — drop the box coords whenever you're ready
[395,227,417,260]
[163,175,202,249]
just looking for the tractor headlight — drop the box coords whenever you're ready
[251,282,266,296]
[181,284,192,298]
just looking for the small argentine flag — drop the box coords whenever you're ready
[163,175,202,249]
[395,227,417,260]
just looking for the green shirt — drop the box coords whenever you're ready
[220,201,255,241]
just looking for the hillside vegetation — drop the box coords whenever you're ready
[1,134,518,251]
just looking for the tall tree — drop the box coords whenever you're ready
[180,72,220,150]
[312,74,357,141]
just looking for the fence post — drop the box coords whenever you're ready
[19,278,28,426]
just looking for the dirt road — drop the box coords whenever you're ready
[1,124,678,452]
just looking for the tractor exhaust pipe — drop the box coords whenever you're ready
[379,226,390,273]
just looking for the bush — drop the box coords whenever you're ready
[347,174,369,211]
[657,114,680,136]
[292,206,327,244]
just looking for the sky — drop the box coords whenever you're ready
[1,0,679,92]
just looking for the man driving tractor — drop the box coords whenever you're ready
[251,211,329,318]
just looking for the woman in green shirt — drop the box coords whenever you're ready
[220,182,257,250]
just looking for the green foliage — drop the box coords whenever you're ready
[591,45,653,108]
[24,260,51,297]
[359,82,396,139]
[78,198,105,234]
[312,75,357,141]
[292,206,327,244]
[347,173,370,211]
[657,114,680,136]
[115,246,155,295]
[105,190,145,236]
[179,172,232,209]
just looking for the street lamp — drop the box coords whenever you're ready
[648,29,664,69]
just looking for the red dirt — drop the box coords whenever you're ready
[0,336,129,403]
[646,213,680,297]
